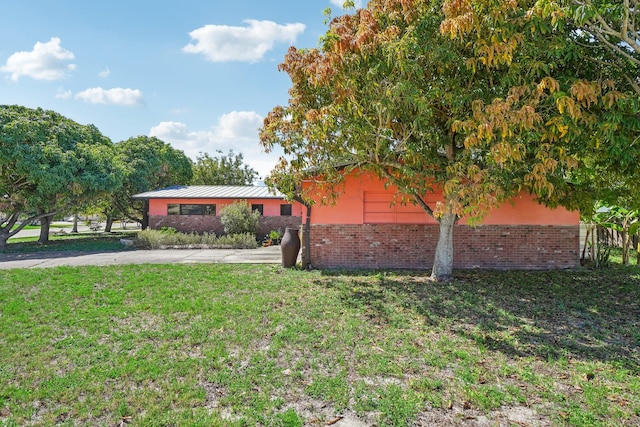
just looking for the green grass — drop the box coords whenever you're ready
[0,264,638,426]
[3,233,134,254]
[10,223,72,231]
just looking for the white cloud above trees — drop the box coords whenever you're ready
[1,37,76,81]
[182,20,305,62]
[55,87,72,99]
[75,87,144,107]
[149,111,277,178]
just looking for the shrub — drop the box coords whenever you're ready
[220,201,260,235]
[214,233,259,249]
[135,229,258,249]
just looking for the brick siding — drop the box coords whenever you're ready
[149,215,302,238]
[305,224,579,270]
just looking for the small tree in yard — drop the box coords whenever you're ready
[261,0,639,281]
[220,201,260,236]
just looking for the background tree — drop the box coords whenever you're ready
[113,136,193,229]
[191,150,258,185]
[0,105,123,247]
[542,0,639,95]
[260,0,628,281]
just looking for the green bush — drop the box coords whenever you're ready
[220,201,260,235]
[214,233,260,249]
[135,229,257,249]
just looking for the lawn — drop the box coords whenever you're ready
[3,233,133,254]
[0,263,638,426]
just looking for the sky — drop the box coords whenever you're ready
[0,0,366,180]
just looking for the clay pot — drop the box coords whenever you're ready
[280,227,301,268]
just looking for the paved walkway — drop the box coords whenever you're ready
[0,246,284,269]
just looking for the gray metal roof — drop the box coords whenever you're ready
[132,185,285,200]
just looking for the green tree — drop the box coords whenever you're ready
[0,105,123,248]
[260,0,632,280]
[444,0,640,215]
[541,0,639,95]
[191,150,258,185]
[113,136,193,229]
[220,201,260,235]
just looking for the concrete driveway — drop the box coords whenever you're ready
[0,246,284,269]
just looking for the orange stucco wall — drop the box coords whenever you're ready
[148,198,304,217]
[305,171,578,226]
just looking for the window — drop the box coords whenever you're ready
[251,204,264,216]
[280,204,292,216]
[167,204,216,216]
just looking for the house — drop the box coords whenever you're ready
[132,185,303,238]
[301,170,580,270]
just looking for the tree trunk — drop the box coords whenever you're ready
[0,230,9,250]
[104,215,114,233]
[38,215,52,244]
[621,231,630,265]
[142,200,149,229]
[431,211,457,282]
[72,214,79,233]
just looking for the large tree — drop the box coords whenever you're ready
[260,0,634,280]
[112,136,193,229]
[445,0,640,212]
[191,150,258,185]
[0,105,123,247]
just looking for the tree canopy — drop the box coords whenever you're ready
[261,0,638,280]
[191,150,258,185]
[112,136,193,228]
[551,0,639,96]
[0,105,123,246]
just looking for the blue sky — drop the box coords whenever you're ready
[0,0,366,179]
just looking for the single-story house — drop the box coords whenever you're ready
[300,170,580,270]
[132,185,303,238]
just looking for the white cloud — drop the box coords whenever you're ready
[55,87,72,99]
[75,87,144,107]
[1,37,76,81]
[149,111,280,179]
[330,0,364,8]
[98,67,110,78]
[183,19,305,63]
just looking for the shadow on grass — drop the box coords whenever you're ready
[318,266,640,371]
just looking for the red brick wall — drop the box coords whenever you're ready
[149,215,301,238]
[305,224,579,270]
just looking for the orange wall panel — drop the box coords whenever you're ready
[305,170,578,226]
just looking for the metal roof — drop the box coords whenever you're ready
[132,185,285,200]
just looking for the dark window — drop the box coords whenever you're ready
[251,204,264,216]
[168,204,216,216]
[280,204,292,216]
[180,204,204,215]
